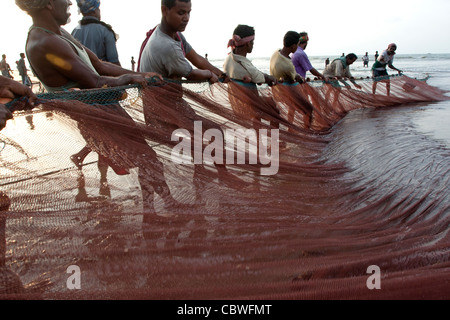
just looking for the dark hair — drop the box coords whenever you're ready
[284,31,300,47]
[162,0,191,9]
[346,53,358,60]
[233,24,255,39]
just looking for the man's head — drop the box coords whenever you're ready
[298,32,309,49]
[16,0,73,25]
[229,24,255,53]
[345,53,358,65]
[161,0,191,32]
[283,31,300,53]
[387,43,397,55]
[76,0,100,18]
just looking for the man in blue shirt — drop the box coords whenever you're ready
[72,0,121,66]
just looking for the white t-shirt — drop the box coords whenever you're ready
[139,25,193,79]
[223,52,265,84]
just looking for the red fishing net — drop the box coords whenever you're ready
[0,75,449,300]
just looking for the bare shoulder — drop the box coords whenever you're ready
[27,28,76,61]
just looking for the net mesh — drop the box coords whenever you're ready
[1,75,449,300]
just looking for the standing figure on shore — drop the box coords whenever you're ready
[131,56,136,71]
[362,52,369,68]
[0,55,13,79]
[372,43,403,95]
[17,53,32,87]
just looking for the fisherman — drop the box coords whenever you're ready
[372,43,403,95]
[292,32,326,80]
[322,53,362,107]
[270,31,312,130]
[224,24,277,86]
[269,31,304,84]
[224,24,280,133]
[15,0,179,211]
[72,0,121,66]
[17,53,32,87]
[323,53,362,89]
[138,0,228,83]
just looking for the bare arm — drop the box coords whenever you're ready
[185,69,218,83]
[388,64,403,74]
[28,31,161,89]
[310,68,327,80]
[185,49,229,82]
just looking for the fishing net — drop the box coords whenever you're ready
[0,75,449,300]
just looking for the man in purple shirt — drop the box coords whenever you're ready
[292,32,325,80]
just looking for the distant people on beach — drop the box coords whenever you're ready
[131,56,136,71]
[138,0,228,83]
[325,58,330,68]
[17,53,31,87]
[269,31,304,84]
[0,55,13,79]
[372,43,403,95]
[72,0,121,66]
[362,52,369,68]
[292,32,326,80]
[375,51,379,61]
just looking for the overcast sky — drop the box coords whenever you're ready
[2,0,450,69]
